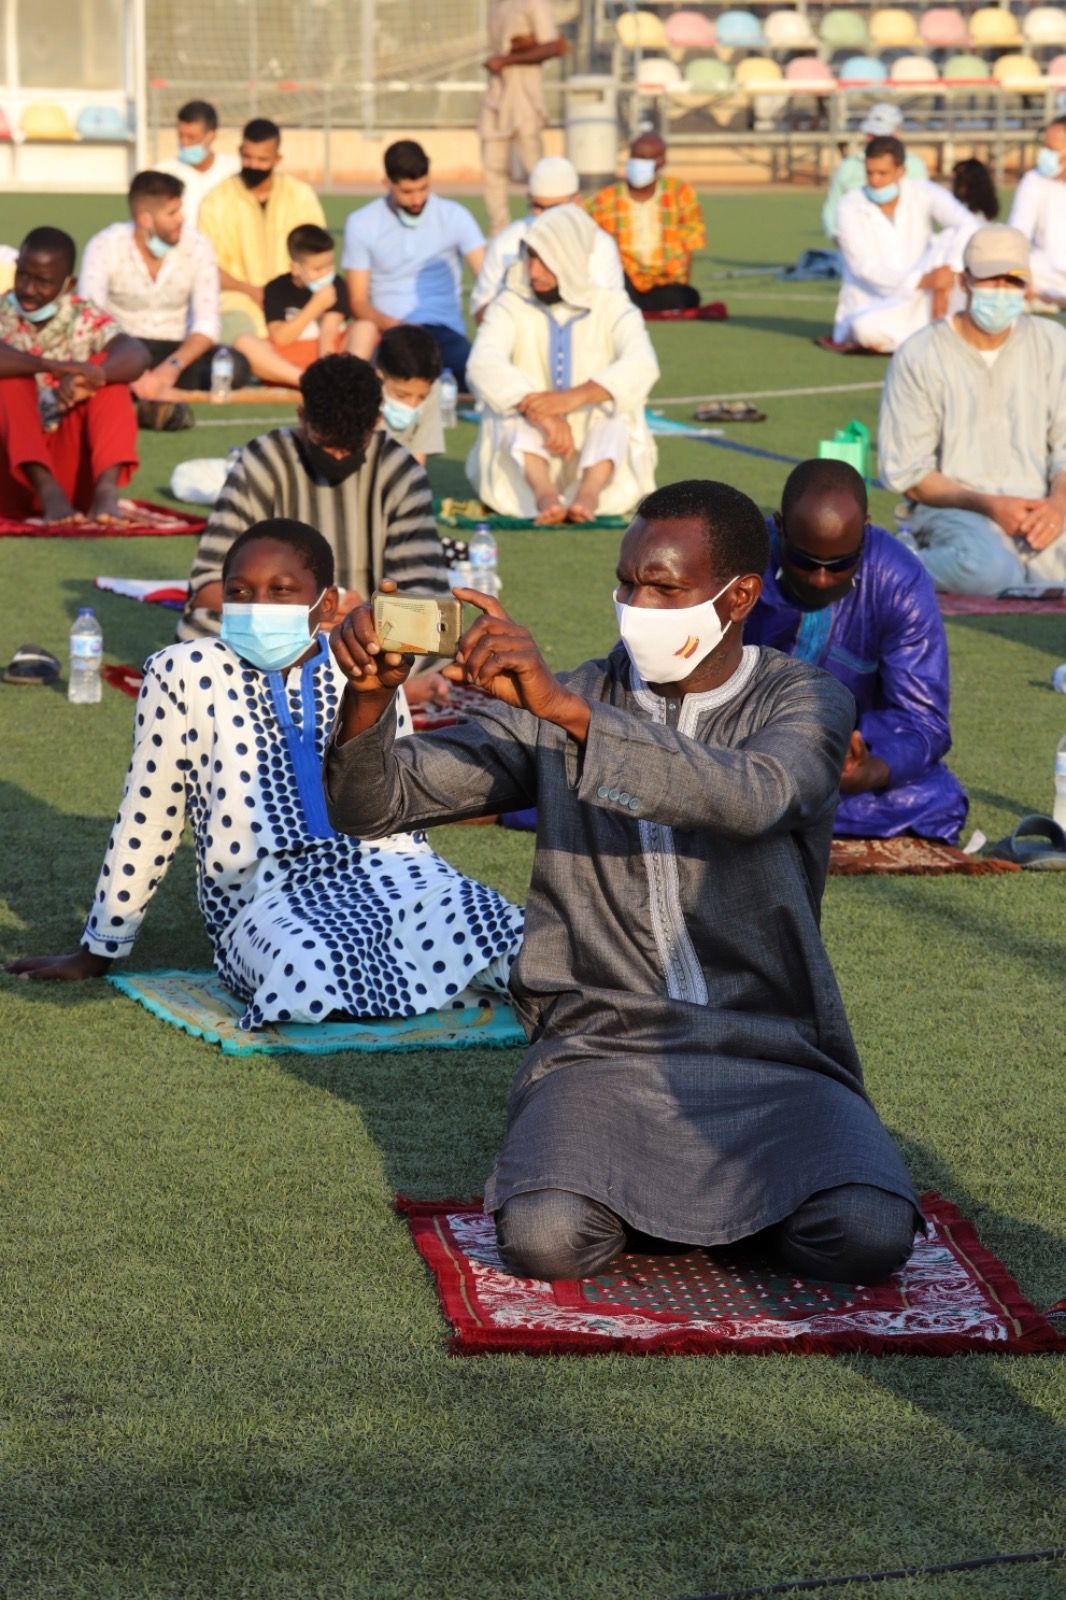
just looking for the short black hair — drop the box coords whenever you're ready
[635,479,770,579]
[300,354,383,452]
[377,324,443,383]
[129,169,184,207]
[384,139,429,182]
[781,457,868,521]
[243,116,281,146]
[1047,116,1066,134]
[177,100,218,131]
[20,226,76,276]
[287,223,334,260]
[866,135,905,167]
[222,517,335,590]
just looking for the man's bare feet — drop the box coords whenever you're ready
[25,464,78,523]
[566,498,599,524]
[89,479,133,524]
[534,495,567,525]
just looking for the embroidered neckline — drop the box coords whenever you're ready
[631,643,759,721]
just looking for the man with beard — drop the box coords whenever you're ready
[342,141,485,389]
[177,354,449,647]
[746,457,966,843]
[197,117,326,364]
[466,204,658,522]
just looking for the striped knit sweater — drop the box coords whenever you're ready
[178,428,447,640]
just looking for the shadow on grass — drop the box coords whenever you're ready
[945,614,1066,651]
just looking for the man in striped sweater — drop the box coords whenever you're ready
[179,354,448,641]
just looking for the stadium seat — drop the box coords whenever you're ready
[617,10,669,51]
[764,10,819,52]
[715,11,765,50]
[920,9,970,50]
[734,56,784,88]
[992,53,1044,87]
[683,56,733,90]
[837,55,889,85]
[1023,8,1066,50]
[1048,54,1066,83]
[890,55,940,83]
[785,56,837,86]
[0,108,12,141]
[664,9,716,52]
[942,53,993,81]
[76,106,131,141]
[969,8,1023,50]
[20,103,76,140]
[637,57,682,93]
[819,10,871,53]
[869,9,921,52]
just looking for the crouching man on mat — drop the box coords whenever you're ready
[325,478,922,1283]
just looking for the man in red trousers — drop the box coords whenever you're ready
[0,227,148,522]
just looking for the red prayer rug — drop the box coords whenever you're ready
[0,500,206,538]
[938,591,1066,616]
[397,1191,1063,1356]
[642,301,728,322]
[828,837,1020,876]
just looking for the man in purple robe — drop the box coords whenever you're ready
[747,457,967,842]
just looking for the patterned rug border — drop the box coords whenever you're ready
[396,1191,1065,1357]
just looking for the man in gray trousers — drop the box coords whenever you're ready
[325,478,921,1283]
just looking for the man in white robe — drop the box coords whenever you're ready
[466,205,659,523]
[1008,116,1066,306]
[834,137,977,353]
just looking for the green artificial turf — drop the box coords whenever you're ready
[0,191,1064,1600]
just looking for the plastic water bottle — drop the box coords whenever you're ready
[468,521,499,598]
[439,368,458,428]
[1055,734,1066,830]
[210,345,234,404]
[69,607,103,704]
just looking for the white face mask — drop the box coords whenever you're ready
[614,578,736,685]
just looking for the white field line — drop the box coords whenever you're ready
[655,380,885,405]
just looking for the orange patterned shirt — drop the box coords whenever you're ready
[585,177,706,293]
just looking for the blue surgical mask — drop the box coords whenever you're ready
[8,290,61,324]
[1037,146,1062,180]
[864,182,899,205]
[969,286,1027,335]
[147,232,174,259]
[221,592,325,672]
[381,393,422,432]
[178,142,207,166]
[304,272,334,293]
[625,157,658,189]
[395,205,425,229]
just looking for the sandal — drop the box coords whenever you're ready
[3,643,60,685]
[984,813,1066,870]
[694,401,766,424]
[136,399,195,432]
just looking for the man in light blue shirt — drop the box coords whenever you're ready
[343,140,485,390]
[822,103,928,240]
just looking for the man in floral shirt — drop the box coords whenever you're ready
[0,227,148,522]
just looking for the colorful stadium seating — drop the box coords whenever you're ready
[764,10,819,53]
[637,56,683,92]
[1049,54,1066,84]
[869,8,921,52]
[889,55,940,84]
[819,10,871,53]
[734,56,785,88]
[20,104,76,141]
[664,9,716,52]
[837,54,889,84]
[942,53,995,81]
[714,10,766,50]
[683,56,732,90]
[616,9,668,51]
[919,9,971,51]
[76,106,131,141]
[991,53,1044,87]
[1023,8,1066,51]
[969,7,1023,50]
[784,57,837,86]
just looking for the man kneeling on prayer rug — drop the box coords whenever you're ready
[746,458,967,844]
[0,227,148,523]
[326,478,922,1285]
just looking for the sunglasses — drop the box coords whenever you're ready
[781,530,865,574]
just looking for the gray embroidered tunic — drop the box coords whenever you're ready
[325,644,918,1245]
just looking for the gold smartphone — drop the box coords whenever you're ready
[371,592,463,657]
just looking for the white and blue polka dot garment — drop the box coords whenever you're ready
[82,637,524,1030]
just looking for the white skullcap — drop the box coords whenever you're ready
[528,156,579,200]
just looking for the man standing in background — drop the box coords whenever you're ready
[479,0,567,237]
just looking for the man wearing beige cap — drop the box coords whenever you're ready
[470,155,623,322]
[878,224,1066,594]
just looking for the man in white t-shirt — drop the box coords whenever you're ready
[79,169,249,423]
[471,155,623,322]
[1008,116,1066,307]
[342,140,485,390]
[151,100,239,230]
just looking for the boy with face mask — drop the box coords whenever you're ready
[374,324,444,465]
[0,226,149,522]
[264,224,351,373]
[879,225,1066,595]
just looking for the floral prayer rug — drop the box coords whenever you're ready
[398,1191,1064,1356]
[828,837,1020,876]
[0,500,206,538]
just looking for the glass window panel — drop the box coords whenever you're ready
[16,0,124,90]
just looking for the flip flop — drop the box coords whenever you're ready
[813,335,889,356]
[3,643,60,685]
[984,813,1066,870]
[694,401,766,424]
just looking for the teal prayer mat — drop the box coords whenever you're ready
[108,969,525,1056]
